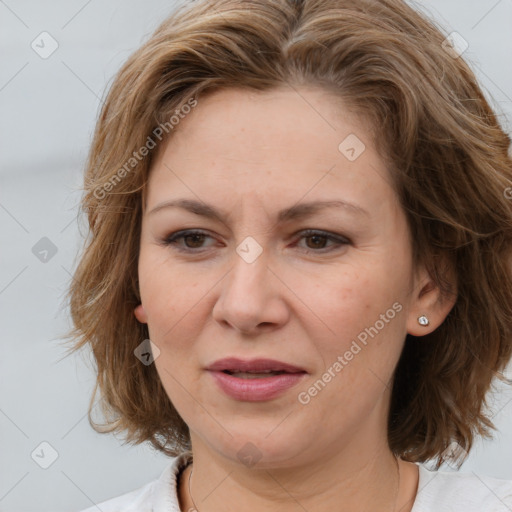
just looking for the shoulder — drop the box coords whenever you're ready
[412,463,512,512]
[77,452,192,512]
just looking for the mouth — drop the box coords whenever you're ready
[205,358,308,401]
[206,357,307,375]
[220,369,297,379]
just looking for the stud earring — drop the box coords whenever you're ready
[417,315,429,326]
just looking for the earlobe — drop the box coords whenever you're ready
[134,304,148,324]
[406,263,457,337]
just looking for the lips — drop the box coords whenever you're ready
[206,357,307,374]
[205,358,308,401]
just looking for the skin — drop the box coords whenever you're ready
[134,86,457,512]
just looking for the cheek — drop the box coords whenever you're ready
[311,263,408,370]
[138,254,215,400]
[138,247,198,334]
[297,272,406,426]
[320,266,392,326]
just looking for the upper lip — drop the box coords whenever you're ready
[206,357,307,373]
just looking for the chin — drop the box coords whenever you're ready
[201,426,313,470]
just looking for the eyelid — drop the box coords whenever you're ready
[161,228,351,252]
[299,228,351,245]
[162,229,217,250]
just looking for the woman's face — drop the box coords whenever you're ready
[136,87,433,468]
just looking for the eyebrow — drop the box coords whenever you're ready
[148,198,369,222]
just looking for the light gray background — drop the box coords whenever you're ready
[1,1,511,511]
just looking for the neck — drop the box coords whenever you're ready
[178,442,415,512]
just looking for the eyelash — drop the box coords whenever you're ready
[161,229,350,254]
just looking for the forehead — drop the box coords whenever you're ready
[145,86,393,218]
[166,86,370,154]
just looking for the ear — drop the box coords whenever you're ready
[134,304,148,324]
[406,258,457,336]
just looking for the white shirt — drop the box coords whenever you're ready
[78,452,512,511]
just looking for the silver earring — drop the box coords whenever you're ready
[417,315,429,326]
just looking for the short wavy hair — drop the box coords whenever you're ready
[63,0,512,470]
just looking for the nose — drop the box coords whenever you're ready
[211,246,290,335]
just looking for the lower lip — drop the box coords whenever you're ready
[208,371,307,401]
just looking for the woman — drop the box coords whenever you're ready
[66,0,512,510]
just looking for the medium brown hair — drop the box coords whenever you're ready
[62,0,512,469]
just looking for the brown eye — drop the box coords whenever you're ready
[162,229,350,254]
[304,234,329,249]
[163,230,214,251]
[296,230,350,252]
[182,233,207,248]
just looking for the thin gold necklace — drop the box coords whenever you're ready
[187,456,401,511]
